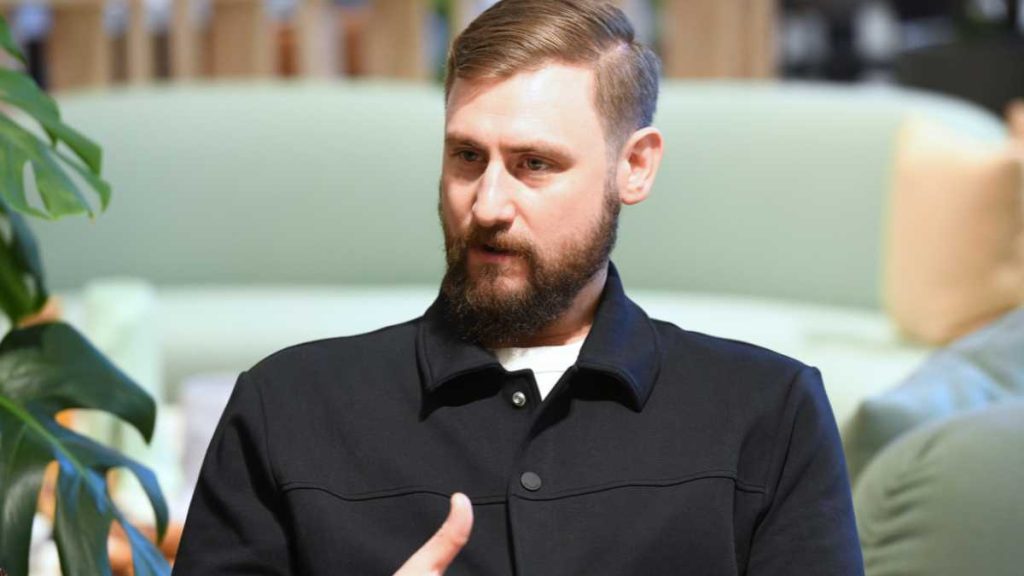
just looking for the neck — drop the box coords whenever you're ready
[504,264,608,348]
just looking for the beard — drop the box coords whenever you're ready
[439,179,621,347]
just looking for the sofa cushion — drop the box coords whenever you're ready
[854,398,1024,576]
[884,114,1024,344]
[843,306,1024,482]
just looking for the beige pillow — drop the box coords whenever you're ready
[883,115,1024,345]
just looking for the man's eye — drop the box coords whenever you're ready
[523,157,551,172]
[457,150,481,163]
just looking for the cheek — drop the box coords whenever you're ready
[522,196,597,252]
[440,182,473,226]
[531,175,606,223]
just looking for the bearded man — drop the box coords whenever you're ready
[173,1,864,574]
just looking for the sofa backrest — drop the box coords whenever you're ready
[37,80,1003,308]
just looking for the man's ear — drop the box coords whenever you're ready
[616,127,664,206]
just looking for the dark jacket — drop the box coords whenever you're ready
[174,264,864,575]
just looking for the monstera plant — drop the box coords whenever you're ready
[0,16,169,576]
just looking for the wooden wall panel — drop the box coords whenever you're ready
[48,0,109,91]
[365,0,427,79]
[170,0,200,79]
[744,0,777,78]
[662,0,777,79]
[208,0,272,78]
[0,0,782,85]
[126,0,152,83]
[294,0,337,77]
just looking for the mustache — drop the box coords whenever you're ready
[452,225,534,256]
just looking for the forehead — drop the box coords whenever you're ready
[445,64,605,147]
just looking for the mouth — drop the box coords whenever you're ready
[471,242,519,262]
[481,242,511,255]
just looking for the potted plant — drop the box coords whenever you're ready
[0,15,169,576]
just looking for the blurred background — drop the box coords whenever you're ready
[1,0,1022,115]
[1,1,1021,574]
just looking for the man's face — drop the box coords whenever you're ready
[439,63,621,346]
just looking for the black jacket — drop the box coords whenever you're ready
[174,264,864,575]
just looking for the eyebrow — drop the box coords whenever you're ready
[444,132,575,161]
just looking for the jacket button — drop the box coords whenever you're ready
[520,471,542,491]
[511,391,527,408]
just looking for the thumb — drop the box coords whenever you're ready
[394,493,474,575]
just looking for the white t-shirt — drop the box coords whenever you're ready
[492,338,586,400]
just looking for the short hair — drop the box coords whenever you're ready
[444,0,661,152]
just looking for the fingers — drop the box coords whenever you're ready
[393,493,474,575]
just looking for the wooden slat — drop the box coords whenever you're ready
[126,0,152,83]
[364,0,427,79]
[662,0,777,79]
[208,0,272,78]
[744,0,777,78]
[48,0,109,91]
[337,2,368,76]
[170,0,200,78]
[294,0,337,77]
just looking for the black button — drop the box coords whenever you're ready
[520,471,542,491]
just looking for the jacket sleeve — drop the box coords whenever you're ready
[173,370,294,575]
[746,366,865,575]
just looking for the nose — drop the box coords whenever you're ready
[471,161,517,228]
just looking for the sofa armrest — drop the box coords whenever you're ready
[854,399,1024,576]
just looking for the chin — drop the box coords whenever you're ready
[469,268,530,298]
[470,256,524,278]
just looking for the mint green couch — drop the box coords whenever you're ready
[39,79,1003,419]
[30,80,1011,574]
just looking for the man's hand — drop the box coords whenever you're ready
[393,493,474,575]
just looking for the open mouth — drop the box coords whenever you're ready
[475,242,517,258]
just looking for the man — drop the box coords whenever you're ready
[174,1,864,574]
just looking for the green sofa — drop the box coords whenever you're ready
[27,79,1014,574]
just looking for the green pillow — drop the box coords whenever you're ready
[842,307,1024,482]
[854,399,1024,576]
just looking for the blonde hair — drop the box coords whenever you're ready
[445,0,661,151]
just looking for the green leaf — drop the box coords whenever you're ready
[55,145,110,212]
[44,118,103,177]
[0,69,60,145]
[0,324,170,576]
[117,513,170,576]
[0,323,156,442]
[0,196,47,326]
[0,115,96,220]
[0,14,27,66]
[0,412,51,576]
[0,58,111,221]
[49,421,168,543]
[47,420,169,576]
[0,198,49,309]
[0,226,38,322]
[0,68,103,175]
[53,456,113,576]
[0,139,49,220]
[0,114,97,219]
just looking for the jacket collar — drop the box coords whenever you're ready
[416,262,662,411]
